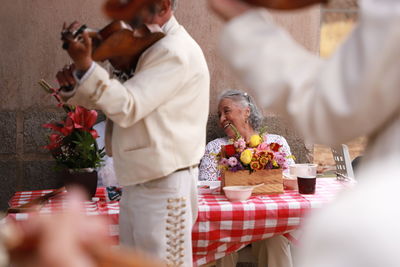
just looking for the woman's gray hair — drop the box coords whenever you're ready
[218,89,264,131]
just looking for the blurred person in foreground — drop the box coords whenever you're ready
[199,89,295,267]
[56,0,210,266]
[207,0,400,266]
[0,190,165,267]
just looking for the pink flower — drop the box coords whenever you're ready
[234,138,246,152]
[257,142,269,151]
[219,158,229,166]
[228,157,238,167]
[275,154,286,165]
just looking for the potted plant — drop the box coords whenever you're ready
[39,80,105,198]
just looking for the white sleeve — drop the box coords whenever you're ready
[58,62,97,103]
[219,7,400,145]
[66,43,189,128]
[267,134,295,165]
[73,62,96,82]
[360,0,400,16]
[198,139,224,181]
[279,136,295,166]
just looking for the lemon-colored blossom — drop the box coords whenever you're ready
[249,134,262,148]
[240,149,253,165]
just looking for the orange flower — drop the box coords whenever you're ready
[266,152,274,160]
[250,161,263,170]
[259,156,268,165]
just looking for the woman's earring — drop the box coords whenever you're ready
[245,118,249,124]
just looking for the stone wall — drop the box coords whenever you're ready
[0,1,320,211]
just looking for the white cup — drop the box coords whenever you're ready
[289,164,317,178]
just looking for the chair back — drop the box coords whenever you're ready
[331,144,355,180]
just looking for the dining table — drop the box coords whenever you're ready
[6,178,352,266]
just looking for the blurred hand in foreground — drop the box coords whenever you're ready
[208,0,251,21]
[7,188,109,267]
[4,188,166,267]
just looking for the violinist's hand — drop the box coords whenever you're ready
[8,189,111,267]
[56,64,76,92]
[208,0,251,21]
[61,21,93,72]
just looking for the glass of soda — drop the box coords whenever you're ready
[297,175,316,194]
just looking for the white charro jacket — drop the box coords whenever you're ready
[65,16,210,186]
[219,3,400,266]
[219,2,400,171]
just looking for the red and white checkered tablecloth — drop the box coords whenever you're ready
[192,178,352,265]
[7,188,121,241]
[6,178,351,266]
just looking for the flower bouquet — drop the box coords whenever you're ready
[39,80,105,198]
[218,126,293,194]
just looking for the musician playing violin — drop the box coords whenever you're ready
[57,1,210,266]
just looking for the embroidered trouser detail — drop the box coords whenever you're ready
[119,167,199,267]
[166,197,186,267]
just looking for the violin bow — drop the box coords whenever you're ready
[242,0,329,10]
[38,79,72,112]
[103,0,159,21]
[7,187,65,214]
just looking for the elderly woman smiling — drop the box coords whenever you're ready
[199,89,295,267]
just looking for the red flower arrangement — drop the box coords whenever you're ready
[39,80,105,171]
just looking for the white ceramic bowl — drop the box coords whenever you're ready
[223,186,253,201]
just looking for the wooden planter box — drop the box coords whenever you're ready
[222,169,284,194]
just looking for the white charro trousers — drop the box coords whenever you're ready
[119,167,199,267]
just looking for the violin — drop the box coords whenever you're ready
[103,0,159,21]
[62,20,165,74]
[241,0,329,10]
[89,21,165,73]
[101,0,329,23]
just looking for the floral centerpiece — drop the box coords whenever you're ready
[39,80,105,197]
[217,126,293,194]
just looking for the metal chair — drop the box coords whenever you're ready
[331,144,355,181]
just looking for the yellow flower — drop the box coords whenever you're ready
[249,134,262,148]
[240,149,253,165]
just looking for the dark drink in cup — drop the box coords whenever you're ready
[297,176,316,194]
